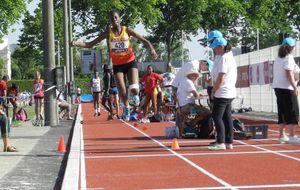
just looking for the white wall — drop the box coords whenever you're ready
[0,38,11,79]
[233,41,300,113]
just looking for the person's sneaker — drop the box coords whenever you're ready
[208,143,226,150]
[288,136,300,144]
[97,112,101,116]
[225,143,233,150]
[94,112,97,116]
[131,95,140,107]
[122,107,130,122]
[278,135,289,144]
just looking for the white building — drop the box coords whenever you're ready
[0,38,11,79]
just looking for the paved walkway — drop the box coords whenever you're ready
[0,117,74,189]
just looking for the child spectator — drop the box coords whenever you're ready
[7,83,19,121]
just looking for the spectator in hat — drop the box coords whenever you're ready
[176,68,210,137]
[273,37,300,144]
[198,30,223,46]
[208,37,237,150]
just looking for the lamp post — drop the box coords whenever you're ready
[42,0,58,126]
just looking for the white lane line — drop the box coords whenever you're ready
[121,121,235,190]
[83,139,281,146]
[84,142,289,149]
[149,183,300,189]
[80,107,87,190]
[85,149,300,159]
[237,139,300,162]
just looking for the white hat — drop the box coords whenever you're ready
[185,68,200,77]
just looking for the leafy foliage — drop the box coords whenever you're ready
[0,0,29,39]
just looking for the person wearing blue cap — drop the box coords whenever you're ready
[198,30,223,46]
[200,59,214,104]
[208,37,237,150]
[206,30,223,43]
[273,37,300,144]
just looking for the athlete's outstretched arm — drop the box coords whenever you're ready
[126,27,158,60]
[71,31,108,48]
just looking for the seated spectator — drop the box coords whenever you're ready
[75,86,81,104]
[176,68,210,137]
[56,90,73,120]
[0,105,17,152]
[7,83,20,121]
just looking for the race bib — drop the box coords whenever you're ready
[111,39,129,53]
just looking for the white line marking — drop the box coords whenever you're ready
[85,149,300,159]
[121,121,235,189]
[80,106,87,190]
[149,183,300,189]
[237,139,300,162]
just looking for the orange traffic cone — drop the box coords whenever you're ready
[171,138,180,150]
[57,135,66,153]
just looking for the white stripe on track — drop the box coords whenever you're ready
[85,149,300,159]
[150,183,300,189]
[121,121,235,189]
[80,109,87,190]
[237,139,300,162]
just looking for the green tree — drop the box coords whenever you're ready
[0,0,29,39]
[71,0,166,39]
[146,0,206,63]
[13,1,65,79]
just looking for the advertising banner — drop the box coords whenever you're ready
[81,50,101,74]
[236,65,249,88]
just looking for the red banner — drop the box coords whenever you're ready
[236,65,249,88]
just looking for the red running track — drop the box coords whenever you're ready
[79,103,300,190]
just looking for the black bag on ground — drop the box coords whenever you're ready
[232,118,252,140]
[149,115,162,122]
[183,114,215,139]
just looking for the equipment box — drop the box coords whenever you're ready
[245,124,268,139]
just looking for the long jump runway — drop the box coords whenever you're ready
[79,103,300,190]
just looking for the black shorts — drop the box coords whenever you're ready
[113,60,138,75]
[274,88,299,124]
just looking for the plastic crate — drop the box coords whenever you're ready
[245,124,268,139]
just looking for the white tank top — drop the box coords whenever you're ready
[92,78,101,92]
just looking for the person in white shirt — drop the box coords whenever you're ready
[176,69,210,137]
[56,90,73,120]
[208,37,237,150]
[272,37,300,144]
[91,71,101,116]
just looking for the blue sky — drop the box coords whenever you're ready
[7,0,206,60]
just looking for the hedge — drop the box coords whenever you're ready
[10,78,91,94]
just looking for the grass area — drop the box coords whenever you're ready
[9,105,35,127]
